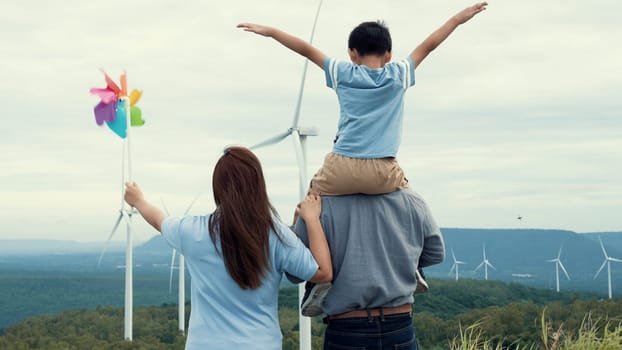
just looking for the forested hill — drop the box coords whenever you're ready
[1,281,620,350]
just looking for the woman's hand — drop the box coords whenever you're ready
[123,182,166,233]
[296,194,321,222]
[124,182,144,207]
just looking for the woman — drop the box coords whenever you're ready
[124,146,332,349]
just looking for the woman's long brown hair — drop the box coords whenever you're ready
[209,146,280,289]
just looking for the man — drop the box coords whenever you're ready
[290,189,445,349]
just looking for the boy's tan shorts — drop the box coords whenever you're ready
[309,152,408,196]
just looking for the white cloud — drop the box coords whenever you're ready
[1,0,621,240]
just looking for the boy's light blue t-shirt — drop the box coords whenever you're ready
[161,215,318,350]
[324,56,416,158]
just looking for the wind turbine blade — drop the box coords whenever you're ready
[557,245,563,259]
[559,262,570,280]
[97,212,124,266]
[609,257,622,263]
[308,0,324,45]
[451,249,457,263]
[599,236,609,258]
[457,261,466,265]
[594,260,608,279]
[291,0,324,128]
[121,210,133,229]
[474,261,484,271]
[184,194,202,215]
[487,261,496,270]
[160,197,171,216]
[547,259,557,263]
[292,61,309,128]
[250,130,292,150]
[483,244,487,259]
[169,250,177,293]
[449,264,456,275]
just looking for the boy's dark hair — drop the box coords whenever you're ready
[348,20,392,56]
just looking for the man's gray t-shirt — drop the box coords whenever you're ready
[291,189,445,315]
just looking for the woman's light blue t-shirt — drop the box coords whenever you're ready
[161,215,318,350]
[325,56,416,158]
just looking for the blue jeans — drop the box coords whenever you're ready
[323,313,418,350]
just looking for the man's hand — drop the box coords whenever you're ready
[237,23,273,37]
[454,2,488,25]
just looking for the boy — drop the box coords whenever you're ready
[239,2,487,316]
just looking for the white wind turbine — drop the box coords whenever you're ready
[448,249,466,281]
[547,244,570,292]
[248,2,324,350]
[594,236,622,299]
[474,244,496,280]
[96,95,138,341]
[161,194,201,334]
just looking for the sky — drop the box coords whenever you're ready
[1,0,620,242]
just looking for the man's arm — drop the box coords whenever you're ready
[409,192,445,267]
[410,2,487,68]
[237,23,327,70]
[419,232,445,268]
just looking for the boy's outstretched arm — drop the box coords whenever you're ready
[238,23,327,70]
[410,2,487,68]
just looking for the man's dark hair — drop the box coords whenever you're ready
[348,20,392,56]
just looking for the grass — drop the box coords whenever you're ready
[449,310,622,350]
[449,321,535,350]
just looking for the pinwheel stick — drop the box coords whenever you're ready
[122,96,133,183]
[121,95,135,341]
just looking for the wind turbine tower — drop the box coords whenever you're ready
[247,2,324,349]
[474,244,496,280]
[547,245,570,292]
[594,236,622,299]
[449,249,466,281]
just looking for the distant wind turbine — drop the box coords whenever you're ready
[547,244,570,292]
[161,194,201,334]
[449,249,466,281]
[474,244,496,280]
[247,1,324,349]
[594,236,622,299]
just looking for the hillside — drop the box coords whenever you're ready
[424,228,622,294]
[138,228,622,293]
[1,229,621,330]
[1,283,621,350]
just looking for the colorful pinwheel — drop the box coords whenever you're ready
[90,70,145,138]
